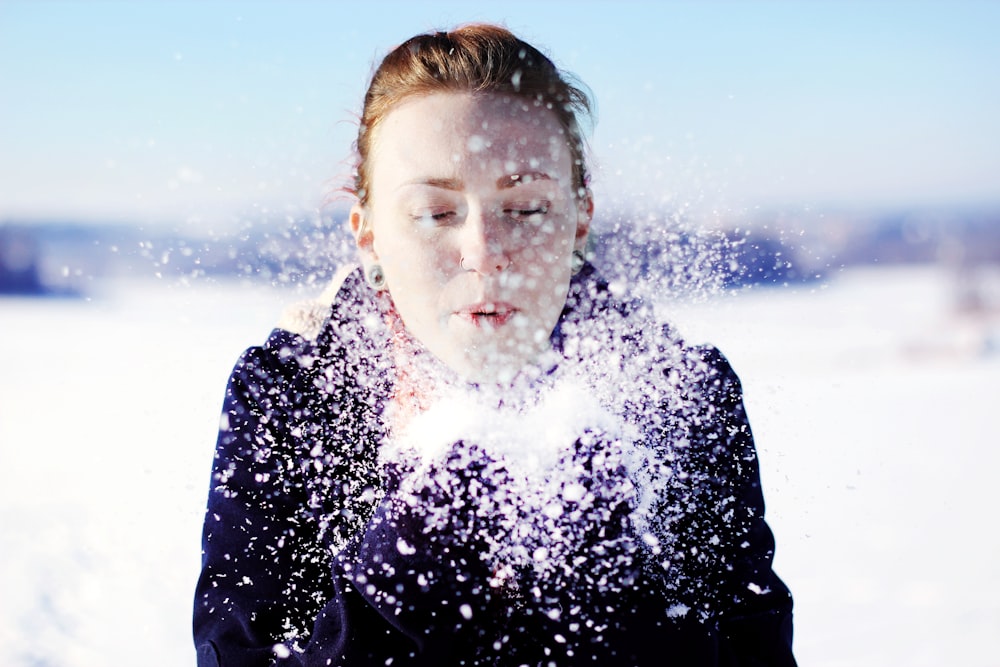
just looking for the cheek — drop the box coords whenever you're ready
[377,231,452,282]
[514,220,574,267]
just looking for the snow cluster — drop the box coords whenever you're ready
[383,377,654,593]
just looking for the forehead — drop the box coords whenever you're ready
[369,92,572,186]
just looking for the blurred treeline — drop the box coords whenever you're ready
[2,205,999,297]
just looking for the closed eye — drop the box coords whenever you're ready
[503,204,550,221]
[411,210,457,226]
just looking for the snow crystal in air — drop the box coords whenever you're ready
[466,135,487,153]
[666,603,690,618]
[396,538,416,556]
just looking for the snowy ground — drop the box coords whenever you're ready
[2,265,998,666]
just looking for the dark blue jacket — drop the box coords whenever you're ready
[193,267,796,666]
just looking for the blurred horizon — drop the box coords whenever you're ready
[2,0,999,234]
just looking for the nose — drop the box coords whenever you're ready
[459,205,511,275]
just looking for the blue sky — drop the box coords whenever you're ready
[1,0,998,230]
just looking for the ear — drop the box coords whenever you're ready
[574,188,594,252]
[350,204,378,261]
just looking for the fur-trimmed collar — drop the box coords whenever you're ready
[276,264,361,341]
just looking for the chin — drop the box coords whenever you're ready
[454,347,541,385]
[465,363,520,385]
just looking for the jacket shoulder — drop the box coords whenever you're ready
[228,265,373,397]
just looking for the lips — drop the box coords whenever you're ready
[454,301,517,328]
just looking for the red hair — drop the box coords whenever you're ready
[351,24,593,204]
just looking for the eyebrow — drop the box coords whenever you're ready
[402,177,463,191]
[400,172,553,192]
[497,172,552,189]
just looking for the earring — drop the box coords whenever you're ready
[366,264,386,290]
[571,249,586,275]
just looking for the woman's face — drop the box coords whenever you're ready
[352,92,592,383]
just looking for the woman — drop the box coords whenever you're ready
[193,25,796,666]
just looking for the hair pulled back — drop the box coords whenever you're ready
[352,24,593,204]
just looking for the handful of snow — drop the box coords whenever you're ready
[382,376,632,475]
[379,375,666,593]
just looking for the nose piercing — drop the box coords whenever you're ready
[460,256,511,272]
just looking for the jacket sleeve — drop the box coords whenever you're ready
[682,346,797,667]
[193,331,332,667]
